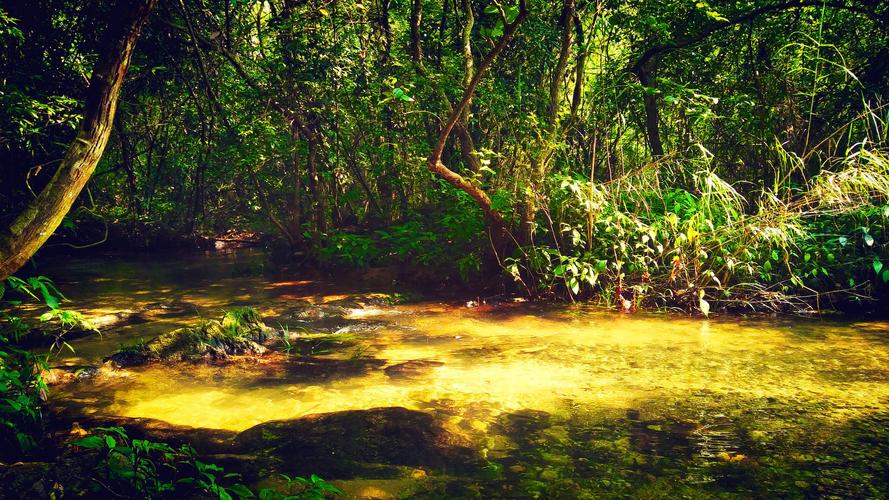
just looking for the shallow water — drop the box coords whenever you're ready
[41,251,889,498]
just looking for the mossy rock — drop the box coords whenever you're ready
[0,453,100,499]
[105,308,275,367]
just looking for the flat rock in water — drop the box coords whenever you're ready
[20,310,147,348]
[139,299,197,317]
[293,304,351,321]
[234,407,477,475]
[384,360,444,379]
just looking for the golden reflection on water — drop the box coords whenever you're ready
[52,303,889,433]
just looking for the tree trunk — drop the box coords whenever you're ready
[409,0,422,63]
[457,0,483,173]
[289,131,303,240]
[427,0,528,257]
[519,0,575,246]
[0,0,157,280]
[635,60,664,157]
[307,134,327,234]
[114,113,141,220]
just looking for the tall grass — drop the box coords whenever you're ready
[512,108,889,314]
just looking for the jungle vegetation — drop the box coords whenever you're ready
[1,1,889,496]
[1,0,888,312]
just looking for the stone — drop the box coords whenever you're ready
[42,365,100,385]
[104,309,275,367]
[234,407,478,474]
[383,360,444,380]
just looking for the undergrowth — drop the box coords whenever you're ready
[508,112,889,314]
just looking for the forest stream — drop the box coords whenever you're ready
[4,1,889,497]
[26,250,889,498]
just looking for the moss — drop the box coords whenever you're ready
[221,307,264,338]
[106,309,272,367]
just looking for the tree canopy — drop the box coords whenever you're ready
[2,0,888,309]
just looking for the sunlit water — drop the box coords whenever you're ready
[39,251,889,498]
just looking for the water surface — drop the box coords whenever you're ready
[42,251,889,498]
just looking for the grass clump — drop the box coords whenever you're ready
[221,307,263,338]
[107,308,272,366]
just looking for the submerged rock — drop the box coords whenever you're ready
[42,365,100,385]
[234,407,478,475]
[283,293,402,322]
[384,360,444,380]
[19,310,145,348]
[0,461,74,499]
[292,304,351,321]
[19,300,200,349]
[139,299,197,317]
[104,308,276,367]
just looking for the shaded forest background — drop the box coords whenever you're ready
[2,0,889,311]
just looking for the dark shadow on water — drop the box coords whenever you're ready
[36,389,889,499]
[251,356,388,386]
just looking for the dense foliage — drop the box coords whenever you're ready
[2,0,888,312]
[0,276,69,456]
[73,426,342,499]
[5,3,887,495]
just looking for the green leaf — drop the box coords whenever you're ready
[875,259,884,276]
[105,435,117,449]
[864,234,875,247]
[483,23,504,38]
[882,270,889,283]
[505,5,519,23]
[392,87,414,102]
[72,436,104,449]
[228,483,255,499]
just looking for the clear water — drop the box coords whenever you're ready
[41,251,889,498]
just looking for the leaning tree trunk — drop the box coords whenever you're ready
[427,0,529,258]
[0,0,157,280]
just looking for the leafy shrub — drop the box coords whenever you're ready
[315,184,487,282]
[0,331,47,455]
[74,426,342,499]
[0,276,68,456]
[511,139,889,313]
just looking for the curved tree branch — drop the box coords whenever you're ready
[427,0,528,239]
